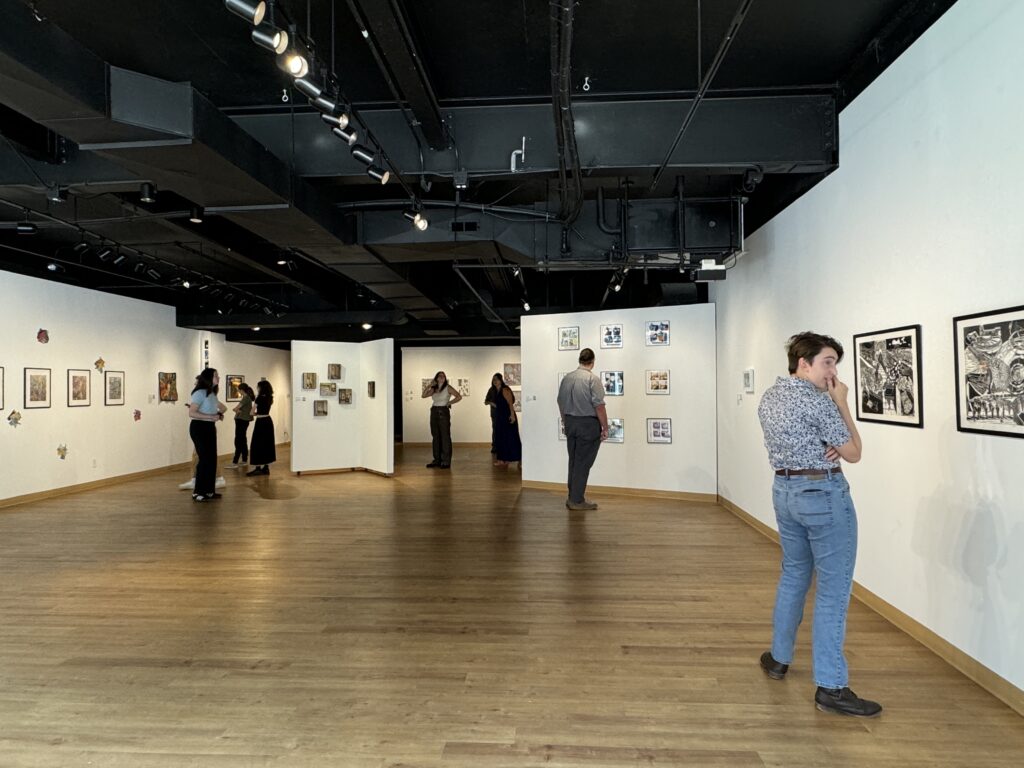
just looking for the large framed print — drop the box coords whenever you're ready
[226,374,245,402]
[645,369,670,395]
[104,370,125,406]
[558,326,580,351]
[607,417,624,443]
[67,369,91,407]
[645,320,670,346]
[600,323,623,349]
[24,367,51,409]
[601,370,624,396]
[853,325,923,428]
[954,305,1024,438]
[646,418,672,444]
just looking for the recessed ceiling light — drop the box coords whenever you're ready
[361,322,373,330]
[252,326,261,332]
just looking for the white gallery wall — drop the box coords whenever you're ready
[712,0,1024,691]
[290,339,394,474]
[521,304,716,495]
[401,346,521,443]
[0,270,291,501]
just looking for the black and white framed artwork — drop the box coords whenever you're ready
[600,323,623,349]
[953,305,1024,438]
[601,370,624,396]
[646,418,672,444]
[853,325,923,428]
[645,320,670,346]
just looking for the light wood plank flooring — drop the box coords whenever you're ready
[1,444,1021,767]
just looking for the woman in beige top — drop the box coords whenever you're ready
[421,370,462,469]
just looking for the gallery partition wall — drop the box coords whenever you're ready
[520,304,717,498]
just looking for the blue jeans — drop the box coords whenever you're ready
[770,472,857,689]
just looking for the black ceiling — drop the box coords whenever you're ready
[0,0,957,347]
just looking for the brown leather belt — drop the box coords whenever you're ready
[775,467,842,477]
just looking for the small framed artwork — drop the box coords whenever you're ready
[24,367,51,409]
[327,363,342,380]
[600,323,623,349]
[742,368,755,394]
[645,320,670,346]
[558,418,567,441]
[368,381,376,398]
[226,374,245,402]
[320,382,337,396]
[602,370,624,396]
[646,418,672,444]
[513,395,521,413]
[645,369,670,395]
[503,362,522,386]
[158,372,178,402]
[105,370,125,406]
[302,372,317,390]
[558,326,580,351]
[0,366,4,410]
[607,417,624,443]
[954,305,1024,438]
[854,325,923,428]
[339,388,353,404]
[313,399,328,416]
[67,369,91,407]
[456,378,471,397]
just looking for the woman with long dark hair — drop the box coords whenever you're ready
[228,382,255,469]
[247,379,276,476]
[421,370,462,469]
[188,368,226,502]
[488,372,522,467]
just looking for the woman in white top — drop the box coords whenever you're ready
[421,370,462,469]
[188,368,227,501]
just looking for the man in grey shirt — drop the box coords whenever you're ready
[557,347,608,511]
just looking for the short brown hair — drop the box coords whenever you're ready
[786,332,844,374]
[578,347,595,365]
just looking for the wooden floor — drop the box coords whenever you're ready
[0,445,1021,768]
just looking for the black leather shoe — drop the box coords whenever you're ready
[815,686,882,717]
[437,464,451,470]
[760,651,788,680]
[246,467,262,477]
[426,462,439,469]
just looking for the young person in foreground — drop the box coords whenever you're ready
[757,331,882,718]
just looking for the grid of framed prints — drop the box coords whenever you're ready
[853,325,923,428]
[602,370,624,396]
[645,370,670,394]
[226,374,245,402]
[67,369,90,407]
[953,304,1024,438]
[607,418,624,443]
[105,370,125,406]
[645,320,670,346]
[647,418,672,444]
[24,367,50,408]
[600,323,623,349]
[558,326,580,351]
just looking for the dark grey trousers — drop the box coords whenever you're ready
[564,415,601,503]
[430,406,452,465]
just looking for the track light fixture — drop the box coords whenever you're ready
[111,251,127,266]
[279,51,310,78]
[223,0,266,25]
[366,165,390,185]
[139,182,157,203]
[512,266,520,277]
[320,113,350,130]
[293,76,321,100]
[312,95,345,117]
[47,262,63,272]
[332,126,358,146]
[96,246,113,262]
[350,144,375,166]
[522,300,531,312]
[263,306,273,316]
[189,206,204,224]
[251,23,288,53]
[403,209,429,231]
[47,185,68,203]
[147,268,161,281]
[73,241,89,255]
[361,322,373,330]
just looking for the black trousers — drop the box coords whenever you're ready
[189,420,218,496]
[430,406,452,465]
[564,415,602,503]
[232,419,250,463]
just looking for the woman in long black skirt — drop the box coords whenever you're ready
[490,373,522,468]
[188,368,226,501]
[247,379,276,476]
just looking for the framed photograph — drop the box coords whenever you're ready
[67,369,91,407]
[645,320,671,346]
[327,363,342,380]
[158,372,178,402]
[607,417,624,443]
[302,372,317,390]
[368,381,376,398]
[104,370,125,406]
[319,382,337,396]
[24,367,51,409]
[456,377,471,397]
[226,374,245,402]
[646,418,672,444]
[558,326,580,351]
[513,394,521,413]
[742,368,755,394]
[503,362,522,386]
[645,369,670,395]
[601,370,624,396]
[954,305,1024,437]
[313,399,328,416]
[854,325,923,428]
[0,366,4,410]
[600,323,623,349]
[558,418,567,441]
[339,388,353,404]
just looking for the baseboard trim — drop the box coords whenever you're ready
[718,494,1024,717]
[294,467,394,478]
[1,461,193,510]
[523,480,717,504]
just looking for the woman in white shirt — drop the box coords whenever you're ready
[421,370,462,469]
[188,368,227,501]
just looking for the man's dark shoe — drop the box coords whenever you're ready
[815,686,882,718]
[426,462,439,469]
[437,464,451,470]
[760,651,788,680]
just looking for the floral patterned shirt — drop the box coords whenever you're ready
[758,376,851,470]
